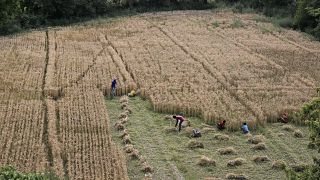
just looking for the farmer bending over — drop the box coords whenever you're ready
[217,120,226,130]
[241,122,249,134]
[173,115,185,132]
[111,77,117,97]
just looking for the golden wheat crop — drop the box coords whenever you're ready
[0,10,319,178]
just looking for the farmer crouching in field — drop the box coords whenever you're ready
[217,120,226,130]
[111,77,117,98]
[173,115,186,132]
[241,122,250,134]
[128,90,136,97]
[279,112,289,123]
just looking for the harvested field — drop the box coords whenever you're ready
[107,97,317,179]
[0,10,319,179]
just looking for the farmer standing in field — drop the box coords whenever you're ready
[111,77,117,98]
[173,115,186,132]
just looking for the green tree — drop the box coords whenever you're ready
[0,0,23,26]
[287,97,320,179]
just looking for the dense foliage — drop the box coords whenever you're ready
[0,0,319,38]
[295,0,320,39]
[0,166,58,180]
[222,0,320,39]
[286,97,320,179]
[0,0,210,34]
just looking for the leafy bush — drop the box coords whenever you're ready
[286,97,320,179]
[231,18,244,28]
[294,0,316,29]
[274,17,294,28]
[0,166,58,180]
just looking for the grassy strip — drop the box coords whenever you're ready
[106,97,316,179]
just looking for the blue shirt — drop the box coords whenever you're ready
[242,124,249,133]
[111,79,117,88]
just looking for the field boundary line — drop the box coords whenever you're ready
[104,34,138,89]
[46,99,64,177]
[205,25,286,74]
[57,33,106,99]
[231,86,316,91]
[42,30,54,167]
[233,14,320,55]
[142,16,265,124]
[270,32,320,54]
[187,16,286,74]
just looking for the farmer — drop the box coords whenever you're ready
[128,90,136,97]
[111,78,117,97]
[279,113,289,123]
[217,120,226,130]
[241,122,249,134]
[173,115,185,132]
[192,129,202,138]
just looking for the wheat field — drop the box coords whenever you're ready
[0,10,319,178]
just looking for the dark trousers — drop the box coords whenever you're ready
[217,124,225,130]
[175,120,183,131]
[111,87,116,98]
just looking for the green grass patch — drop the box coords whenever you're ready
[0,166,58,180]
[106,97,317,179]
[253,15,271,23]
[230,18,245,28]
[211,20,220,28]
[258,23,283,34]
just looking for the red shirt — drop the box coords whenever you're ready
[175,116,185,122]
[218,121,225,126]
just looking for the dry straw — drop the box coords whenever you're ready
[251,143,266,150]
[121,103,128,109]
[119,96,129,103]
[120,129,128,138]
[201,127,215,134]
[272,160,286,170]
[227,158,245,167]
[120,117,128,124]
[225,173,248,179]
[282,125,294,132]
[197,156,216,166]
[124,107,132,114]
[139,155,147,164]
[129,149,140,159]
[124,144,134,153]
[188,140,204,149]
[248,135,265,144]
[214,133,230,141]
[115,123,125,131]
[217,147,236,155]
[164,115,173,120]
[164,127,177,134]
[253,155,270,163]
[141,162,153,173]
[182,127,194,137]
[123,135,131,144]
[293,130,303,138]
[119,112,127,119]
